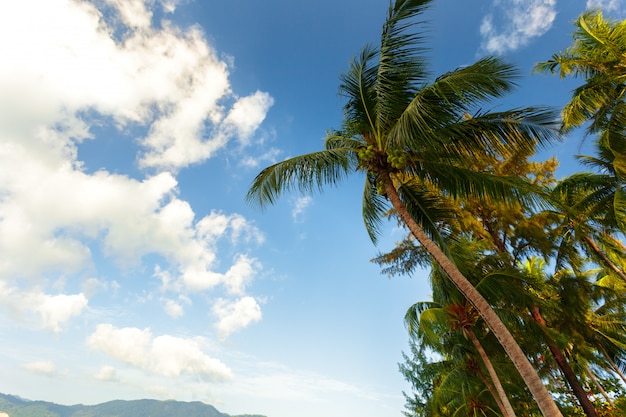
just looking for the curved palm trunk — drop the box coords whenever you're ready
[476,367,512,417]
[381,174,563,417]
[583,236,626,284]
[598,344,626,385]
[586,367,614,407]
[466,327,517,417]
[531,307,600,417]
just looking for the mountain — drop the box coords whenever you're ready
[0,393,266,417]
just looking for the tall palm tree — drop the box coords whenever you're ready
[406,298,518,417]
[521,259,602,417]
[533,9,626,137]
[401,238,546,417]
[534,10,626,217]
[247,1,562,415]
[548,136,626,282]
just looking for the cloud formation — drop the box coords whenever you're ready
[0,282,87,332]
[586,0,623,12]
[1,0,273,170]
[23,361,58,377]
[480,0,557,54]
[0,0,269,335]
[292,196,313,222]
[213,297,263,340]
[87,324,233,381]
[94,365,119,382]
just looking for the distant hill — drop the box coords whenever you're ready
[0,393,266,417]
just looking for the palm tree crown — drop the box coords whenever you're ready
[248,0,563,415]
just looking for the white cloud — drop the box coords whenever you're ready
[87,324,233,381]
[586,0,622,12]
[0,158,263,295]
[164,299,185,318]
[23,361,57,377]
[0,282,87,332]
[291,196,312,221]
[239,147,282,169]
[0,0,272,172]
[104,0,153,28]
[223,92,275,146]
[0,0,270,300]
[32,293,89,333]
[94,365,119,381]
[480,0,557,54]
[213,297,262,339]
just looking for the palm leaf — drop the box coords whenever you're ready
[376,0,431,133]
[362,174,390,243]
[246,148,355,208]
[395,179,452,248]
[339,45,380,136]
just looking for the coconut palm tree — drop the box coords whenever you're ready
[548,136,626,282]
[247,1,562,414]
[534,9,626,136]
[535,10,626,224]
[401,238,546,417]
[406,298,518,417]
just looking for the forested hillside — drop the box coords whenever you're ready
[0,393,266,417]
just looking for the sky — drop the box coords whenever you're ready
[0,1,624,417]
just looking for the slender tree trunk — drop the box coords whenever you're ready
[599,344,626,385]
[480,210,506,253]
[476,366,512,417]
[382,174,563,417]
[583,236,626,284]
[530,307,600,417]
[467,327,517,417]
[586,367,614,407]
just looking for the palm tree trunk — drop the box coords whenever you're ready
[382,174,563,417]
[586,367,614,407]
[583,236,626,284]
[476,366,512,417]
[530,307,600,417]
[466,327,517,417]
[598,344,626,385]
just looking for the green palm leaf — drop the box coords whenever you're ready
[246,148,355,208]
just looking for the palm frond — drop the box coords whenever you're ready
[362,174,390,243]
[246,148,355,208]
[339,45,380,137]
[395,179,453,248]
[390,58,559,153]
[410,160,544,207]
[376,0,431,133]
[438,107,560,157]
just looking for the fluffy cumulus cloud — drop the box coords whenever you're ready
[0,282,87,333]
[87,324,233,381]
[0,0,269,334]
[213,297,262,340]
[0,0,273,170]
[480,0,557,54]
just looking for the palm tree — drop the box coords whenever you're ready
[521,258,602,417]
[548,136,626,282]
[406,299,518,417]
[534,10,626,218]
[248,2,562,414]
[401,238,547,416]
[534,9,626,136]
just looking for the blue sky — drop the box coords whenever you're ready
[0,1,623,417]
